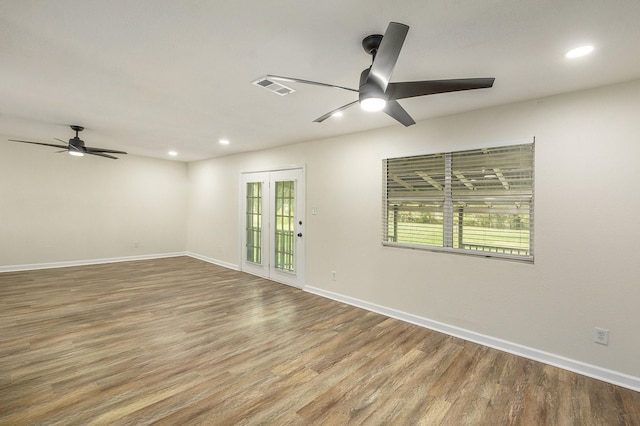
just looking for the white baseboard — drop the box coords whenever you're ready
[0,252,240,274]
[305,285,640,393]
[0,251,239,274]
[186,252,239,271]
[0,252,188,273]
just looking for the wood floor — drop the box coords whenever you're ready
[1,257,639,425]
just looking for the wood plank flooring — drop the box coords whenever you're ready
[1,256,639,425]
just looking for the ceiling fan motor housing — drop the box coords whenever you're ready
[358,67,387,105]
[69,137,85,150]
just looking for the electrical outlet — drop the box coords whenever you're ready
[594,327,609,345]
[331,271,337,281]
[133,241,139,248]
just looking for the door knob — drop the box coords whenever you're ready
[297,233,303,237]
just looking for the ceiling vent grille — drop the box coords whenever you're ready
[252,77,295,96]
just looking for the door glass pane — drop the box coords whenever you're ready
[245,182,262,264]
[274,180,295,272]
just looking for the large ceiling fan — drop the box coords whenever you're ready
[8,125,127,159]
[265,22,495,127]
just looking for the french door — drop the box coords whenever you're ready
[241,168,305,288]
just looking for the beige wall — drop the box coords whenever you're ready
[187,79,640,380]
[0,143,188,266]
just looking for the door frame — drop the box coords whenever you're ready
[239,165,305,288]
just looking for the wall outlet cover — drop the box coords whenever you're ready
[594,327,609,345]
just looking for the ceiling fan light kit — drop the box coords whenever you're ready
[262,22,495,127]
[360,96,387,112]
[8,125,127,160]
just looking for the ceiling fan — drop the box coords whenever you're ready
[264,22,495,127]
[8,125,127,159]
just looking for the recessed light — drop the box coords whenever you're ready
[565,45,594,59]
[219,139,230,145]
[168,150,178,157]
[332,111,343,118]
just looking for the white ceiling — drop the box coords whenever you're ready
[2,1,639,162]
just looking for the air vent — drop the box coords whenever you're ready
[252,77,295,96]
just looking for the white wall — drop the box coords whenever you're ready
[187,79,640,383]
[0,142,188,267]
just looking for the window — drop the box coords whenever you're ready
[383,141,534,262]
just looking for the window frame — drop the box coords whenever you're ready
[382,139,535,263]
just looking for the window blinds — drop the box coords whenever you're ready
[383,142,534,261]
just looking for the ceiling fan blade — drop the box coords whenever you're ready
[368,22,409,92]
[86,147,128,154]
[387,78,495,100]
[87,152,118,159]
[384,100,416,127]
[54,138,68,144]
[313,100,359,123]
[9,139,68,149]
[267,75,358,93]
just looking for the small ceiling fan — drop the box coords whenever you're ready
[264,22,495,127]
[8,125,127,159]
